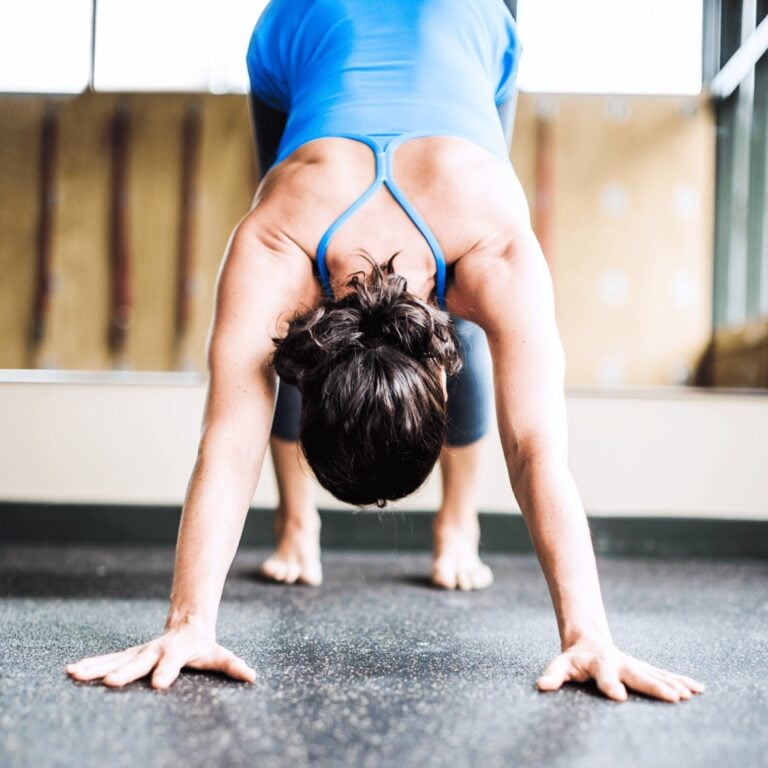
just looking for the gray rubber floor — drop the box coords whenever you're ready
[0,545,766,768]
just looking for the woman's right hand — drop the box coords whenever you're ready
[64,623,256,690]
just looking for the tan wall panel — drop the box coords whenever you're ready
[0,99,43,368]
[122,94,186,371]
[509,93,536,209]
[0,93,256,373]
[46,94,115,370]
[187,95,256,373]
[1,93,714,387]
[546,95,715,388]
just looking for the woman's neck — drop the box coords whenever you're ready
[329,250,436,303]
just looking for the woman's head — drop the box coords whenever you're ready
[272,255,461,507]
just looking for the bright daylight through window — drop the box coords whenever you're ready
[515,0,703,94]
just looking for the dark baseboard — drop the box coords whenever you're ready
[0,502,766,559]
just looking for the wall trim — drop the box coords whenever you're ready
[1,502,765,559]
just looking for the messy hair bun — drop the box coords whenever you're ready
[272,256,461,507]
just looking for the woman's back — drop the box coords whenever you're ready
[253,134,530,301]
[247,0,528,302]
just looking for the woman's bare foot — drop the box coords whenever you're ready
[431,440,492,590]
[258,507,323,586]
[262,437,322,585]
[431,517,494,591]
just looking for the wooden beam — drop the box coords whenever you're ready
[175,100,202,368]
[108,102,132,363]
[30,103,59,360]
[533,111,555,272]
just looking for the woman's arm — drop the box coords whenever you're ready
[451,222,705,703]
[66,212,319,689]
[166,215,318,628]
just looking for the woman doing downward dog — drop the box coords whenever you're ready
[66,0,705,703]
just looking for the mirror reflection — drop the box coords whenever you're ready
[0,0,766,391]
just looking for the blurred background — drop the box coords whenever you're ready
[0,0,766,530]
[2,0,767,389]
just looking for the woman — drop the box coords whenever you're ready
[65,0,705,703]
[254,0,516,591]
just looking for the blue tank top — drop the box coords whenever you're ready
[246,0,521,307]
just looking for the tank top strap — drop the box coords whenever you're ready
[315,132,448,310]
[316,135,387,296]
[380,134,447,309]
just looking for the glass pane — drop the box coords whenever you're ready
[516,0,703,94]
[0,0,92,94]
[93,0,268,93]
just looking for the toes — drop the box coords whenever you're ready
[259,557,288,582]
[282,561,302,585]
[471,563,494,590]
[457,569,473,591]
[260,555,324,587]
[298,563,323,587]
[452,563,493,592]
[431,559,457,590]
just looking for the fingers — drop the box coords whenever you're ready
[641,669,698,700]
[536,654,574,691]
[589,657,628,702]
[638,666,695,700]
[215,652,258,683]
[660,676,693,700]
[65,648,140,681]
[102,646,162,688]
[536,649,704,704]
[621,665,684,703]
[151,652,186,690]
[670,673,705,693]
[639,661,705,694]
[66,647,139,670]
[187,646,257,684]
[65,633,256,691]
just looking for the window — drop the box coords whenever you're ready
[0,0,93,94]
[93,0,267,93]
[710,0,768,327]
[515,0,703,94]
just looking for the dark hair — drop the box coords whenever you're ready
[272,255,461,508]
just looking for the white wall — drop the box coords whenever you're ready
[1,371,766,519]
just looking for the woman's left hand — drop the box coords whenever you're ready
[536,638,706,703]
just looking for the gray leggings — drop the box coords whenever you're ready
[271,315,493,446]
